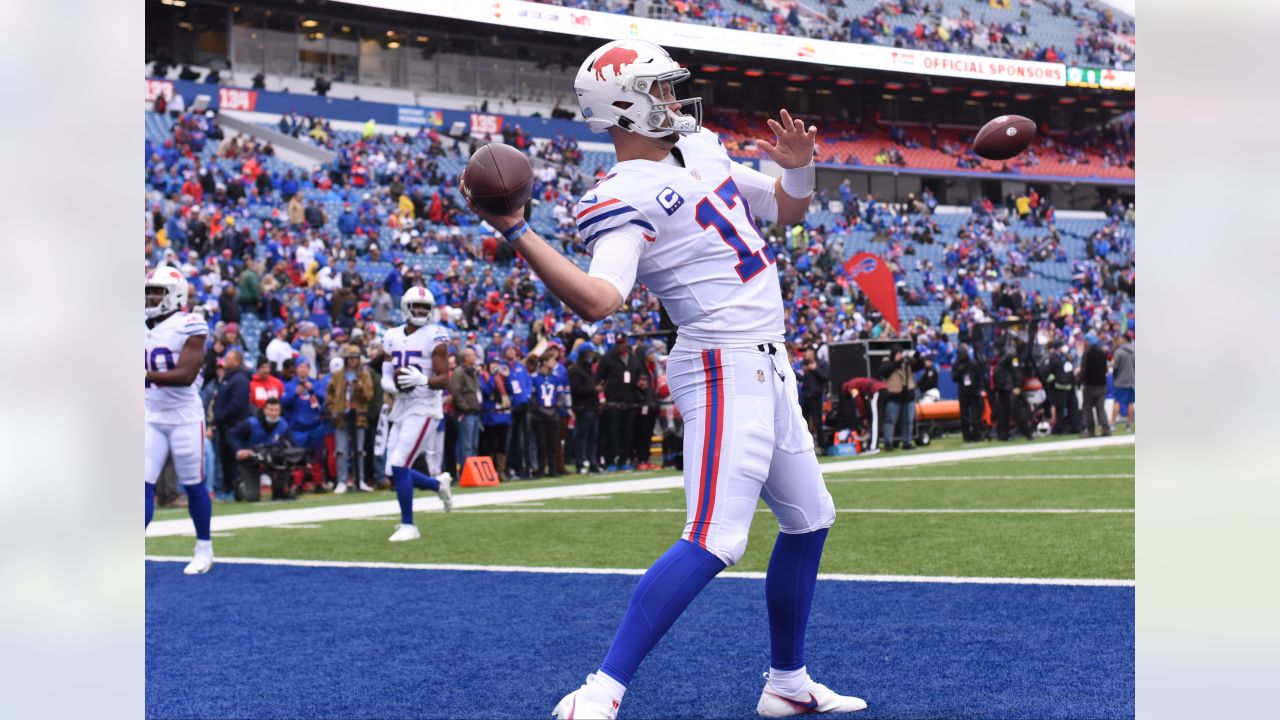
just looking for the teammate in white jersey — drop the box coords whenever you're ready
[380,287,454,542]
[144,266,215,575]
[463,39,865,719]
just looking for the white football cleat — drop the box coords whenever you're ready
[388,523,421,542]
[757,673,866,717]
[436,473,453,512]
[334,482,349,495]
[183,547,214,575]
[551,675,619,720]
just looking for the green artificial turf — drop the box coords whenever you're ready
[148,444,1133,579]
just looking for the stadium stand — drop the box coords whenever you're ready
[146,107,1133,375]
[534,0,1135,70]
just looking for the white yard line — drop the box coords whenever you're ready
[146,435,1134,537]
[145,554,1134,588]
[452,507,1133,515]
[825,473,1134,483]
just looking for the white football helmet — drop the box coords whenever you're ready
[401,286,436,327]
[145,265,189,319]
[575,39,701,139]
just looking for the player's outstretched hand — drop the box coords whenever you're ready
[460,178,525,235]
[758,108,817,169]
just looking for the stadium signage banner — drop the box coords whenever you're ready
[470,113,504,136]
[330,0,1123,89]
[218,87,259,111]
[145,79,174,103]
[397,106,445,126]
[1067,67,1136,91]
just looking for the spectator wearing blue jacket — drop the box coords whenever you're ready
[479,353,512,480]
[282,360,330,486]
[384,259,405,300]
[229,398,293,452]
[529,352,564,478]
[280,170,300,201]
[212,349,252,500]
[228,398,292,501]
[337,204,358,236]
[502,344,535,479]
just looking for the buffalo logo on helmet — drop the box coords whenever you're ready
[593,46,639,81]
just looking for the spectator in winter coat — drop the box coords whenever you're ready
[1111,333,1136,431]
[326,345,374,492]
[879,347,919,450]
[569,343,602,473]
[449,348,484,471]
[596,335,634,470]
[213,350,253,497]
[799,346,830,451]
[1079,333,1111,437]
[950,346,987,441]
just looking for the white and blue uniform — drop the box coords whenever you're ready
[381,322,451,477]
[144,311,208,487]
[580,128,835,566]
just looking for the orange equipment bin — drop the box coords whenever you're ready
[914,400,960,422]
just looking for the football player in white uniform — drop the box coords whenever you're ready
[381,287,454,542]
[144,266,215,575]
[463,39,865,719]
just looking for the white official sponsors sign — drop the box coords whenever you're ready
[332,0,1123,88]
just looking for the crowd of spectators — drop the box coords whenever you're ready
[533,0,1135,69]
[145,103,1133,502]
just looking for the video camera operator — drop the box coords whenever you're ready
[229,397,297,501]
[878,344,920,451]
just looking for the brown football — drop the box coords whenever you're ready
[461,143,534,216]
[972,115,1037,161]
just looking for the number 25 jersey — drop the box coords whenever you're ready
[577,128,785,349]
[381,323,451,422]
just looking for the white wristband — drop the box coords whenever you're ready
[780,162,816,199]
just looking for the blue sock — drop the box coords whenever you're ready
[599,539,726,686]
[183,483,212,541]
[392,466,415,525]
[145,483,155,528]
[765,528,829,671]
[407,467,441,491]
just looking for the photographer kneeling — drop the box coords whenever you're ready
[229,397,299,501]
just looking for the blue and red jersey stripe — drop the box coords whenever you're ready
[688,349,724,548]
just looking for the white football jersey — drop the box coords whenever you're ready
[579,128,785,349]
[382,323,451,421]
[144,311,207,424]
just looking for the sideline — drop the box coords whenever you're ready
[146,555,1134,588]
[146,435,1134,537]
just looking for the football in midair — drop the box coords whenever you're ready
[972,115,1037,161]
[461,142,534,216]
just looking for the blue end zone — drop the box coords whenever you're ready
[146,562,1133,719]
